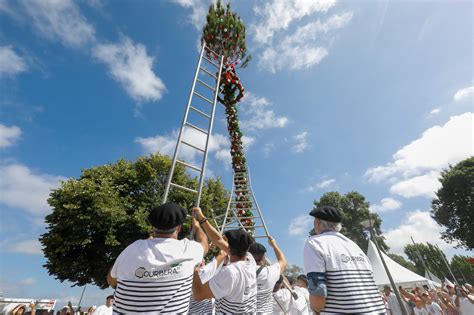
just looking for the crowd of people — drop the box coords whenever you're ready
[104,202,390,314]
[383,283,474,315]
[9,203,471,315]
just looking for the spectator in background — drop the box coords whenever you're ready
[421,292,443,315]
[294,274,310,312]
[93,296,113,315]
[384,285,403,315]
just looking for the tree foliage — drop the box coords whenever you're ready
[310,191,389,253]
[283,264,304,282]
[450,255,474,285]
[431,156,474,250]
[40,154,229,288]
[404,242,450,280]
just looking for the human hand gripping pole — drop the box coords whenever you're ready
[193,207,230,254]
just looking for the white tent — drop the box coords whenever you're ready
[425,270,442,287]
[367,240,432,288]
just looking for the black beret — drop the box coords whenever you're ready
[309,206,343,223]
[148,202,186,230]
[248,242,267,255]
[224,229,253,254]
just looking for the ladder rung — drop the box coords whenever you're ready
[204,45,219,57]
[197,79,216,91]
[176,160,202,172]
[170,182,197,194]
[253,235,269,238]
[186,122,208,134]
[194,91,214,104]
[200,67,217,79]
[203,56,219,68]
[226,217,259,220]
[181,140,205,153]
[222,225,263,230]
[190,106,211,118]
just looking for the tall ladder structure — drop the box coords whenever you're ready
[219,169,270,239]
[163,43,224,206]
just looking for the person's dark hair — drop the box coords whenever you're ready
[106,295,114,300]
[248,242,266,263]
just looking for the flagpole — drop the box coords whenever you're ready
[410,237,433,281]
[435,244,460,287]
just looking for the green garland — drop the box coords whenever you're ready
[201,0,254,227]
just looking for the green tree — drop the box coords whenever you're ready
[283,264,304,281]
[310,191,389,253]
[431,156,474,249]
[404,242,450,279]
[451,255,474,285]
[387,253,417,273]
[40,154,229,288]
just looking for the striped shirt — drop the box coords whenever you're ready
[255,263,281,314]
[304,231,386,314]
[188,298,214,314]
[110,237,204,314]
[209,253,257,314]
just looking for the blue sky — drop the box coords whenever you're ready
[0,0,472,307]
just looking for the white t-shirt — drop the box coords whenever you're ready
[413,306,429,315]
[256,262,281,313]
[209,253,257,314]
[459,297,474,315]
[92,305,112,315]
[110,237,203,314]
[386,292,402,315]
[273,288,291,314]
[304,231,386,314]
[189,258,223,314]
[425,302,443,315]
[291,286,310,315]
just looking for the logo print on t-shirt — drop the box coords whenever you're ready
[340,253,365,263]
[135,263,183,279]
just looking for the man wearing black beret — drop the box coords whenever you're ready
[107,202,208,314]
[192,207,258,314]
[304,206,386,314]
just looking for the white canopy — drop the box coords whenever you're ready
[425,270,442,287]
[367,240,432,288]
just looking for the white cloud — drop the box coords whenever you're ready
[304,178,336,192]
[19,277,37,285]
[171,0,208,31]
[429,107,441,115]
[0,163,64,215]
[19,0,96,48]
[293,131,309,153]
[257,12,353,73]
[453,86,473,103]
[262,143,275,158]
[7,239,42,255]
[384,210,456,256]
[365,112,473,198]
[369,197,402,213]
[93,37,166,102]
[252,0,337,44]
[0,124,21,148]
[0,46,27,76]
[389,171,440,198]
[288,214,313,236]
[240,93,289,131]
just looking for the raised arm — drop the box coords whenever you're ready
[268,236,287,273]
[191,217,209,255]
[193,207,230,254]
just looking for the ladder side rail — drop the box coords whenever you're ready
[163,42,208,204]
[195,55,224,206]
[220,173,234,234]
[247,168,270,237]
